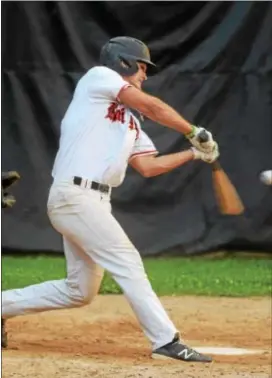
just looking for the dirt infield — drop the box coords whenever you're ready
[2,296,271,378]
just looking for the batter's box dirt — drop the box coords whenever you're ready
[2,296,271,378]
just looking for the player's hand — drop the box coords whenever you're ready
[186,125,216,153]
[191,142,220,163]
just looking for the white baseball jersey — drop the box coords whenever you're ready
[52,66,158,187]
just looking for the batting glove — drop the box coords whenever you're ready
[191,142,220,163]
[185,125,216,153]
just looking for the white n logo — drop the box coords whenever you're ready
[178,348,194,360]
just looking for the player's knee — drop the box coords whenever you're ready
[67,282,98,307]
[66,282,96,307]
[74,293,91,307]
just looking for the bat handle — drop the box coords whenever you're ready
[211,160,221,170]
[197,130,209,143]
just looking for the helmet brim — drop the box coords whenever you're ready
[118,52,157,76]
[137,59,157,75]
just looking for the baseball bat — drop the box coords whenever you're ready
[198,131,244,215]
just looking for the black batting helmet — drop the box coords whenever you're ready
[99,36,156,76]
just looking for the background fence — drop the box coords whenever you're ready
[2,1,272,255]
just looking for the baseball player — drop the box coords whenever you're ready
[2,37,219,361]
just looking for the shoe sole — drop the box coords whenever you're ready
[151,353,171,360]
[151,352,212,363]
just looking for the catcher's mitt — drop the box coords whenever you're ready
[1,171,20,208]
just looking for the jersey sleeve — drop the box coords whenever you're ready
[88,66,131,101]
[129,129,158,161]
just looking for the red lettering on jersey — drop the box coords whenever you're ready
[129,115,139,139]
[105,102,118,122]
[105,102,126,123]
[105,103,139,138]
[129,115,135,130]
[120,108,125,123]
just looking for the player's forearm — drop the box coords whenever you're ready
[119,87,193,135]
[141,97,193,135]
[142,150,194,177]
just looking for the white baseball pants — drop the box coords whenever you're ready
[2,182,178,350]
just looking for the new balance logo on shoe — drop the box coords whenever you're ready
[178,348,194,359]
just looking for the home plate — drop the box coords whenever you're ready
[194,347,265,356]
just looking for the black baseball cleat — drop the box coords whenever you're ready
[1,318,7,348]
[152,335,212,363]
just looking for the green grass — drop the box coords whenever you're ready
[1,255,272,297]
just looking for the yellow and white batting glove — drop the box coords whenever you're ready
[191,142,220,163]
[186,125,216,153]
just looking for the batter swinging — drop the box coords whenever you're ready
[2,37,219,361]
